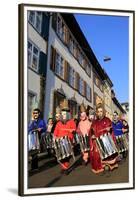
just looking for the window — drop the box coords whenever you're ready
[86,84,91,101]
[79,77,84,95]
[55,52,64,78]
[69,66,75,88]
[69,36,74,54]
[78,49,84,66]
[57,16,65,41]
[86,62,91,76]
[73,42,78,58]
[28,11,42,33]
[94,74,99,87]
[28,41,40,71]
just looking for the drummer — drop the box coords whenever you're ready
[28,108,46,171]
[28,108,46,150]
[76,103,91,165]
[53,99,76,174]
[90,103,118,174]
[112,111,127,159]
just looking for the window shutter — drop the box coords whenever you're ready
[64,27,69,45]
[64,61,70,83]
[84,81,86,97]
[64,60,68,81]
[50,46,56,71]
[75,72,79,90]
[39,51,47,77]
[83,58,86,70]
[52,13,57,32]
[41,13,49,39]
[90,87,92,102]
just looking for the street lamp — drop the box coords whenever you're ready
[103,56,111,62]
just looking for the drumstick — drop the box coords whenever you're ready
[98,126,112,133]
[60,128,76,132]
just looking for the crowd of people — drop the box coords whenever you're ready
[28,100,129,175]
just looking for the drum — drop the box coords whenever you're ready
[53,136,74,160]
[73,132,80,145]
[28,131,40,151]
[45,132,54,149]
[96,132,118,160]
[79,134,90,152]
[39,132,53,152]
[115,135,128,153]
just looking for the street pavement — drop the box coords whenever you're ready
[28,154,129,188]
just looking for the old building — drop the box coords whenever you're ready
[121,102,129,121]
[27,11,126,123]
[27,11,49,121]
[103,70,113,119]
[111,90,126,119]
[44,13,95,119]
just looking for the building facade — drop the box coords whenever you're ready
[44,13,94,120]
[103,70,113,119]
[121,102,129,121]
[27,11,49,121]
[111,90,126,119]
[27,11,127,123]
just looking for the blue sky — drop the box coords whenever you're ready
[75,14,129,103]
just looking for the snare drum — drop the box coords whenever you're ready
[53,136,74,161]
[28,131,40,151]
[96,132,118,160]
[115,135,128,153]
[73,132,80,145]
[79,134,90,152]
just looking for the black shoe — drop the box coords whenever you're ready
[64,169,70,175]
[82,160,88,166]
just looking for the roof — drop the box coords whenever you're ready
[61,13,106,80]
[112,97,126,114]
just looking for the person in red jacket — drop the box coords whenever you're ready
[54,99,76,174]
[90,103,118,174]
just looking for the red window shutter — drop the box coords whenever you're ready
[64,27,69,45]
[50,46,56,71]
[84,81,86,97]
[75,72,79,90]
[64,60,68,81]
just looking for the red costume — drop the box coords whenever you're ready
[54,119,76,140]
[90,116,118,174]
[54,119,76,170]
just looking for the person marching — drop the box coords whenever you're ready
[112,112,128,159]
[53,99,76,174]
[28,108,46,171]
[76,103,92,165]
[90,103,118,174]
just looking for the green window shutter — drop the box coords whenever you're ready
[39,51,47,77]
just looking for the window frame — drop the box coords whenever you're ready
[55,52,64,79]
[27,40,40,72]
[86,83,91,101]
[28,11,42,33]
[68,66,75,88]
